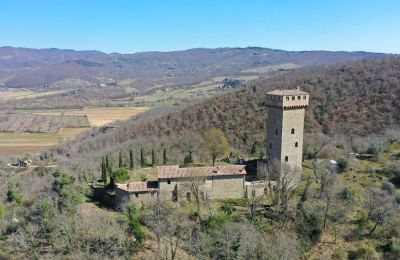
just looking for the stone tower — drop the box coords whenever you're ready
[265,88,309,173]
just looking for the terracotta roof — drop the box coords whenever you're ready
[117,182,151,192]
[157,165,246,179]
[267,89,309,96]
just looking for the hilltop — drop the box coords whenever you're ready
[0,46,386,90]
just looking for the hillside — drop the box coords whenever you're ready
[54,56,400,175]
[0,46,385,90]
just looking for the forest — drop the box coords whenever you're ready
[53,57,400,173]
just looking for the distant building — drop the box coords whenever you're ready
[12,158,31,168]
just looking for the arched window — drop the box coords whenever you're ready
[285,156,288,162]
[291,128,295,134]
[295,142,298,147]
[186,192,191,201]
[276,129,278,135]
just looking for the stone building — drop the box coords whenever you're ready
[258,88,309,182]
[114,181,158,206]
[157,165,247,201]
[108,88,310,208]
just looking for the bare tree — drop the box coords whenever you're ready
[183,174,206,213]
[268,160,300,221]
[319,168,339,228]
[364,188,396,236]
[304,133,330,160]
[141,198,170,258]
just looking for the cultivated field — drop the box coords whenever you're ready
[0,107,148,155]
[34,107,149,126]
[0,88,63,100]
[0,128,91,156]
[0,113,90,133]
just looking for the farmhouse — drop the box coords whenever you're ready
[112,165,246,208]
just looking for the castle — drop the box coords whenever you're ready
[108,88,309,208]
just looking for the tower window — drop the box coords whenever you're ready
[135,193,139,198]
[295,142,298,147]
[167,180,171,184]
[303,95,307,100]
[291,128,295,134]
[292,96,295,100]
[276,129,278,135]
[285,156,288,162]
[286,97,289,101]
[298,96,301,100]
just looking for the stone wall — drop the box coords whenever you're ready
[281,108,305,171]
[114,188,158,209]
[208,175,245,199]
[267,107,305,172]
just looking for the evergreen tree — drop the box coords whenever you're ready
[129,149,134,170]
[251,141,261,157]
[184,151,193,165]
[105,155,112,184]
[126,204,145,247]
[151,148,156,167]
[163,148,167,165]
[101,157,107,185]
[119,151,123,168]
[140,147,146,167]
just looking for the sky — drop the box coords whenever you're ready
[1,0,400,54]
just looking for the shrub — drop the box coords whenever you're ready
[332,248,348,259]
[111,168,130,183]
[381,163,400,187]
[0,203,4,218]
[348,243,375,260]
[126,204,145,248]
[395,192,400,204]
[7,182,23,204]
[381,163,400,178]
[382,180,396,195]
[339,187,354,201]
[381,239,400,256]
[296,212,323,252]
[336,158,348,173]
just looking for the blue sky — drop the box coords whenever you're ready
[1,0,399,53]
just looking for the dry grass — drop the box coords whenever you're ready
[0,128,91,155]
[0,88,62,100]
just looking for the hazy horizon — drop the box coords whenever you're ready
[1,0,400,54]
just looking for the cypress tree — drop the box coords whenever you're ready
[140,147,146,167]
[184,151,193,165]
[129,149,134,170]
[151,148,156,167]
[163,148,167,165]
[118,151,123,168]
[101,157,107,185]
[105,155,112,184]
